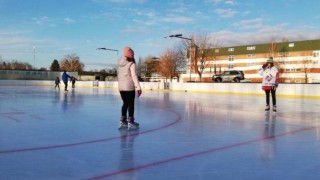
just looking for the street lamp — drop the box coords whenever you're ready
[164,34,192,82]
[96,47,119,81]
[164,34,192,41]
[96,48,119,57]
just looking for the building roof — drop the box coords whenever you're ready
[205,39,320,56]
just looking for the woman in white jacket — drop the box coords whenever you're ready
[258,57,279,112]
[117,46,142,130]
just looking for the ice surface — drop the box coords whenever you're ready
[1,86,320,180]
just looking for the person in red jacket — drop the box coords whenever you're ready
[259,57,279,112]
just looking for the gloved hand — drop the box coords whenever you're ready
[272,83,278,90]
[137,90,142,97]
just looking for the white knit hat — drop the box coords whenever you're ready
[267,57,273,64]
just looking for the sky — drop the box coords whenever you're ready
[0,0,320,71]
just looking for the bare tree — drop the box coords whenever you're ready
[170,45,187,81]
[192,33,216,81]
[155,49,175,82]
[176,32,219,81]
[297,53,314,83]
[60,54,84,72]
[0,61,5,69]
[0,60,32,70]
[267,41,278,59]
[140,56,157,81]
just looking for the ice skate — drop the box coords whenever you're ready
[272,106,277,113]
[119,121,128,129]
[128,117,139,130]
[118,116,128,129]
[265,105,270,112]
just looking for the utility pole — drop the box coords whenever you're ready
[33,46,36,70]
[164,34,193,82]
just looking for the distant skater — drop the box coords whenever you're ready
[70,76,78,88]
[117,46,142,130]
[62,71,71,91]
[259,57,279,112]
[55,77,61,90]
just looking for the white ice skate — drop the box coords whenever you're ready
[118,116,128,129]
[265,105,270,112]
[272,106,277,113]
[127,117,139,130]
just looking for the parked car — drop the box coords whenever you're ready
[212,70,245,82]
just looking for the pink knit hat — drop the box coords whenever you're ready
[124,46,134,59]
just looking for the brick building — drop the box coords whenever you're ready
[181,39,320,83]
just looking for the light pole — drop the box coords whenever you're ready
[33,46,36,69]
[164,34,192,82]
[96,47,119,81]
[96,48,119,58]
[151,57,160,82]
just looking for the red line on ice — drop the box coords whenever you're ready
[0,109,181,154]
[88,126,316,179]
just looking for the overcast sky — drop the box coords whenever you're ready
[0,0,319,70]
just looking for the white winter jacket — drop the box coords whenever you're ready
[258,66,279,90]
[117,57,141,91]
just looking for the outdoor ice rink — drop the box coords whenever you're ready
[1,85,320,180]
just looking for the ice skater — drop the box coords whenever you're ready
[62,71,71,91]
[259,57,279,112]
[70,76,78,88]
[117,46,142,130]
[55,77,61,90]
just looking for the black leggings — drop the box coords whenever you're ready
[265,89,276,106]
[120,91,136,118]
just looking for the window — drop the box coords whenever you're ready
[247,54,255,58]
[215,49,219,53]
[228,55,234,61]
[286,68,300,72]
[278,52,290,56]
[228,56,234,69]
[228,48,234,52]
[314,52,319,57]
[289,43,294,47]
[247,46,256,50]
[224,71,230,75]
